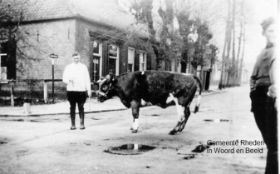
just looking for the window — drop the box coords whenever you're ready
[108,44,119,75]
[0,53,7,80]
[92,40,102,81]
[127,47,135,72]
[139,51,147,71]
[0,41,16,80]
[93,40,101,55]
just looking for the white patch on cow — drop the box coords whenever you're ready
[132,118,139,130]
[176,103,185,122]
[196,95,201,107]
[141,99,147,106]
[98,78,106,85]
[166,93,175,104]
[141,71,145,75]
[97,78,107,92]
[168,93,184,121]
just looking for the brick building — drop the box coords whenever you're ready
[0,0,156,101]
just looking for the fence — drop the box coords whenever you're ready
[0,79,65,106]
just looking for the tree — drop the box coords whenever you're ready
[0,0,53,100]
[219,0,246,88]
[130,0,181,71]
[0,0,25,80]
[129,0,217,73]
[0,0,54,78]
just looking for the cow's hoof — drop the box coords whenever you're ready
[178,123,186,132]
[131,129,138,133]
[169,130,177,135]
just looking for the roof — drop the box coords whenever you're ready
[2,0,148,36]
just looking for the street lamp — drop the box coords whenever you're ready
[49,53,58,103]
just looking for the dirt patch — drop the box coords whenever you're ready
[12,119,25,122]
[90,117,100,120]
[183,154,196,160]
[192,144,210,153]
[151,114,160,117]
[0,138,8,145]
[30,119,41,122]
[16,149,29,157]
[204,119,231,122]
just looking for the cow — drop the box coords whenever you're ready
[97,70,202,135]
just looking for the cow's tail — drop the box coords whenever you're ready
[193,75,202,113]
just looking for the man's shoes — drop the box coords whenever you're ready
[80,125,86,130]
[70,126,76,130]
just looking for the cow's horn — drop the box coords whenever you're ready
[97,78,107,84]
[97,90,107,97]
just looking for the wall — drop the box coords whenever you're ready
[0,19,76,100]
[16,19,76,80]
[75,19,156,80]
[1,18,157,101]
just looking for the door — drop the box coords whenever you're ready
[108,44,119,75]
[92,40,102,81]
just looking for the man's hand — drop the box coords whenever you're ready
[268,85,277,98]
[69,80,74,86]
[87,90,92,98]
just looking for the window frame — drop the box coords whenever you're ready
[0,53,7,81]
[92,40,103,81]
[128,47,135,72]
[108,44,120,75]
[139,51,147,71]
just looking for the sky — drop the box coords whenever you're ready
[242,0,277,71]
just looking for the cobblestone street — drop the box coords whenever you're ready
[0,85,267,174]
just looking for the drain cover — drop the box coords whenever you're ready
[104,144,156,155]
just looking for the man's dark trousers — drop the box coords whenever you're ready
[67,91,87,127]
[250,86,278,174]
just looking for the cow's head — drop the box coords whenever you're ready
[96,74,117,102]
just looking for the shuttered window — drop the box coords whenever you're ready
[127,47,135,72]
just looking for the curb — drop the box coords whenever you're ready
[0,108,127,117]
[0,89,225,117]
[201,89,226,96]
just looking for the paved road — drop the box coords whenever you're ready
[0,85,266,174]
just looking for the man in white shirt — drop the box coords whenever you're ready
[63,52,91,130]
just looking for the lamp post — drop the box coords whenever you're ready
[49,53,58,103]
[187,27,198,73]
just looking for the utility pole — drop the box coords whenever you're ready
[49,53,58,103]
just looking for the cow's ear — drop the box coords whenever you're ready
[105,74,111,81]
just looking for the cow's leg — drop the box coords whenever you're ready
[169,94,186,135]
[169,104,191,135]
[178,106,190,132]
[131,100,140,133]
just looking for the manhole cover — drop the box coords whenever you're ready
[104,144,156,155]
